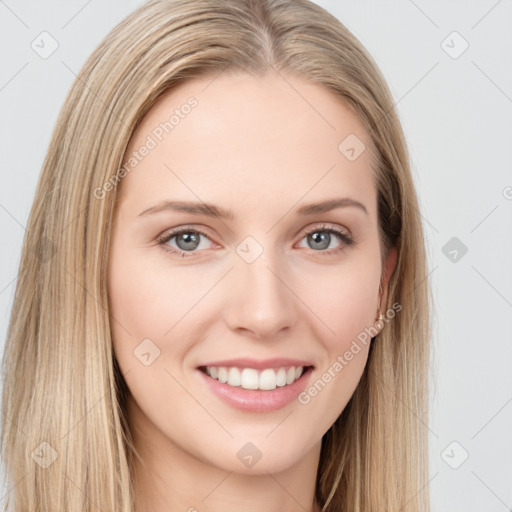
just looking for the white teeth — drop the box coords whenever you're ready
[227,367,241,387]
[259,369,276,390]
[217,367,228,383]
[276,368,287,387]
[241,368,259,389]
[204,365,306,390]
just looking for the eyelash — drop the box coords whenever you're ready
[156,224,355,259]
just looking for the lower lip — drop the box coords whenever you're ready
[197,367,314,413]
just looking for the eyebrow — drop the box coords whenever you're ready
[137,197,368,219]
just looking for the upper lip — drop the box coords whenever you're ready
[197,357,314,370]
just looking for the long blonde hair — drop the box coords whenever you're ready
[1,0,432,510]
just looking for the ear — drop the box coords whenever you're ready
[379,246,398,311]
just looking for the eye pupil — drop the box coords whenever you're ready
[176,232,200,250]
[308,231,330,250]
[164,227,346,257]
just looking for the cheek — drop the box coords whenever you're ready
[293,259,379,427]
[295,265,377,430]
[296,260,380,350]
[107,243,201,370]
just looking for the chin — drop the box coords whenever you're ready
[192,431,318,475]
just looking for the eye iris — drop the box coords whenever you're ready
[176,232,200,251]
[169,229,339,253]
[308,231,330,250]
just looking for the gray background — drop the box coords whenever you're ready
[1,1,511,510]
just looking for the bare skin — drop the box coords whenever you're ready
[108,69,397,512]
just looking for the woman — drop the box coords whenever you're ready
[1,0,432,510]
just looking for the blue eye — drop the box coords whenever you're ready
[297,224,354,256]
[157,228,213,257]
[157,224,354,258]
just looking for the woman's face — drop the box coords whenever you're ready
[108,70,396,474]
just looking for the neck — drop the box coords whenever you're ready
[127,397,322,512]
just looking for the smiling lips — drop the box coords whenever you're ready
[198,358,313,389]
[203,365,305,390]
[197,358,314,412]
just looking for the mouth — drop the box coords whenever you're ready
[195,357,315,412]
[198,364,314,391]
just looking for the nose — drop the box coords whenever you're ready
[224,247,298,340]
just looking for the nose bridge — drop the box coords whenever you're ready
[226,240,298,338]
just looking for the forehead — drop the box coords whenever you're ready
[118,71,377,219]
